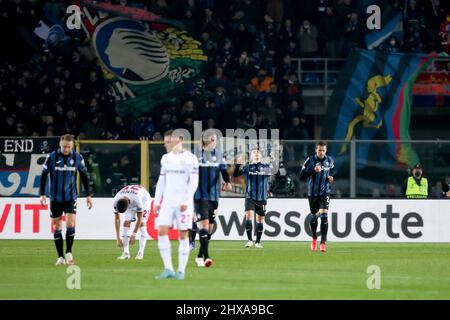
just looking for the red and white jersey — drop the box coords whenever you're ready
[154,150,199,206]
[113,185,152,214]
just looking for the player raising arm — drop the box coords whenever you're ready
[113,185,152,260]
[233,147,271,249]
[154,130,199,280]
[300,141,334,252]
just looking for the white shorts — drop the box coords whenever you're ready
[156,204,193,230]
[124,209,150,224]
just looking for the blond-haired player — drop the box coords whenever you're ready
[154,130,199,280]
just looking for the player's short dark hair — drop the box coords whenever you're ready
[60,134,75,142]
[202,129,217,141]
[116,198,129,213]
[164,129,184,141]
[316,141,327,148]
[163,130,173,137]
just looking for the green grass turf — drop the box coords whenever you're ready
[0,240,449,300]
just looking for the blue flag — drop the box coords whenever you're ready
[366,13,403,50]
[323,49,435,171]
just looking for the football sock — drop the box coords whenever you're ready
[245,219,253,241]
[190,221,197,244]
[208,223,213,241]
[320,213,328,243]
[54,229,64,258]
[178,238,190,274]
[139,226,148,254]
[199,228,209,259]
[256,222,264,243]
[65,227,75,253]
[122,227,130,255]
[158,235,173,271]
[310,214,318,240]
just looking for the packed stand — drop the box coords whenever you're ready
[0,0,449,141]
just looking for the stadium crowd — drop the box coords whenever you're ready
[0,0,449,141]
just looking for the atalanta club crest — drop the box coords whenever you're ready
[93,18,170,85]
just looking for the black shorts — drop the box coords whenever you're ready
[195,200,218,224]
[308,196,330,214]
[245,199,267,216]
[50,200,77,218]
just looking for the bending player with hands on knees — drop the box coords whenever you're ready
[113,185,152,260]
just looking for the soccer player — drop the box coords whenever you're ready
[154,130,199,280]
[39,134,93,266]
[233,148,271,249]
[300,141,334,253]
[113,185,152,260]
[189,216,198,251]
[193,132,232,267]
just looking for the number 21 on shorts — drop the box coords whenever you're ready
[180,213,191,227]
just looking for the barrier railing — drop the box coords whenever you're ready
[1,137,449,198]
[291,58,346,106]
[291,57,450,107]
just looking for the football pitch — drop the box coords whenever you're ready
[1,240,449,300]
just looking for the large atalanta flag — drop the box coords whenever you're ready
[323,49,435,170]
[75,0,207,117]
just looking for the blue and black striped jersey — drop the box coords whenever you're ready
[234,163,271,201]
[300,154,334,197]
[194,148,230,202]
[39,149,91,202]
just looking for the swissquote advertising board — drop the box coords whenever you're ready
[1,198,449,242]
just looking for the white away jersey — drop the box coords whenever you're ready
[113,185,152,214]
[155,150,199,206]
